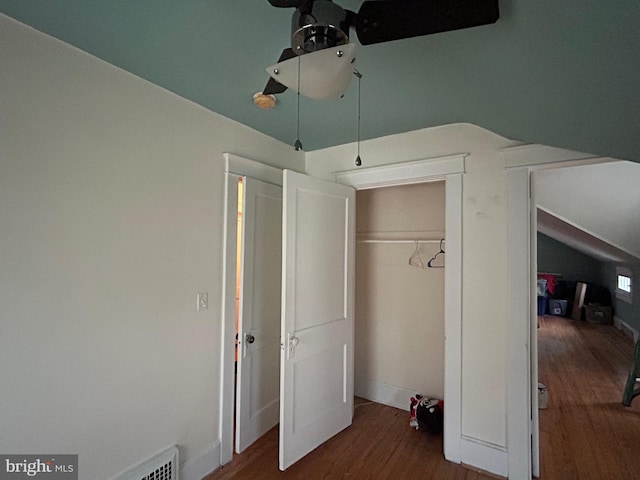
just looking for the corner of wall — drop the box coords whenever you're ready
[180,441,221,480]
[614,316,639,343]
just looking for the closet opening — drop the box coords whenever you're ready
[354,181,446,450]
[221,154,463,468]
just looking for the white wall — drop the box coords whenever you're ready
[0,15,303,479]
[307,124,519,467]
[355,183,445,408]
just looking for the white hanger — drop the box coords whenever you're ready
[408,241,426,269]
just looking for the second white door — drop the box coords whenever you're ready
[235,177,283,453]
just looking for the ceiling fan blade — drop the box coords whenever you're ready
[267,0,308,7]
[263,77,288,95]
[355,0,499,46]
[262,48,296,95]
[275,47,298,63]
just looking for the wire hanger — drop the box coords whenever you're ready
[408,241,426,269]
[427,239,445,268]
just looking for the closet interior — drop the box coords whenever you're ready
[354,181,446,411]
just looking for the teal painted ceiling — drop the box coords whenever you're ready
[1,0,639,160]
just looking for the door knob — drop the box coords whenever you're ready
[287,332,299,359]
[246,334,255,344]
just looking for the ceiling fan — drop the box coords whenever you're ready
[262,0,500,99]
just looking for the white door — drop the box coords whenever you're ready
[235,177,283,453]
[279,170,356,471]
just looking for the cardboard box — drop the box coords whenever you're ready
[584,305,612,324]
[572,282,587,321]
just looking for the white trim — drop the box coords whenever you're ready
[461,437,508,478]
[444,173,463,464]
[506,154,618,480]
[502,144,604,169]
[506,167,533,479]
[220,171,239,466]
[333,154,466,189]
[180,442,221,480]
[529,171,540,478]
[220,154,284,467]
[224,152,283,186]
[354,376,416,412]
[337,156,463,465]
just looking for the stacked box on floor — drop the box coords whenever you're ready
[584,305,613,324]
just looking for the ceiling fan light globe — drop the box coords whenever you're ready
[266,43,357,100]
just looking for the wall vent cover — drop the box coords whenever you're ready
[113,446,178,480]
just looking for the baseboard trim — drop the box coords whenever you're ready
[614,316,639,342]
[461,437,508,478]
[180,441,221,480]
[355,376,427,411]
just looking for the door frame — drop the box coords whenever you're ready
[334,153,466,463]
[220,154,284,465]
[503,144,615,479]
[220,152,467,465]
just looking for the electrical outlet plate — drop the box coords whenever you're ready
[197,292,208,311]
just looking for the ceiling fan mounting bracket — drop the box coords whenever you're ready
[291,0,350,54]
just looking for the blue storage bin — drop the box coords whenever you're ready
[548,299,568,317]
[537,296,547,315]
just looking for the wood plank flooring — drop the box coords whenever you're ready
[538,314,640,480]
[205,399,496,480]
[205,316,640,479]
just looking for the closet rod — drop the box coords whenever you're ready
[357,239,445,245]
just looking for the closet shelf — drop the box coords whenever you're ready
[356,230,445,244]
[357,239,445,244]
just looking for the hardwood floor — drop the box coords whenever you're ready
[538,314,640,479]
[205,399,496,480]
[205,316,640,479]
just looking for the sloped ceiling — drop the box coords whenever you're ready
[536,160,640,264]
[1,0,639,159]
[538,209,638,264]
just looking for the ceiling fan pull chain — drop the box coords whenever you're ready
[354,69,363,166]
[294,55,303,151]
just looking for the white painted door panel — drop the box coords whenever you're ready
[279,170,355,471]
[235,177,282,453]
